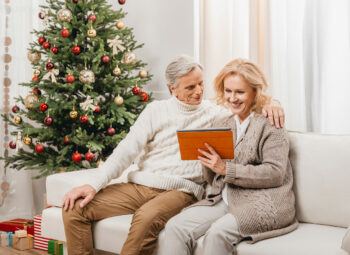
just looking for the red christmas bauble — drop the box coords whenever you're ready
[80,115,89,124]
[61,28,70,38]
[12,105,20,113]
[107,127,116,136]
[88,14,97,22]
[42,41,51,50]
[38,12,46,20]
[32,75,40,83]
[33,87,42,96]
[35,143,45,153]
[44,116,53,126]
[66,74,75,83]
[38,36,46,45]
[51,46,59,54]
[101,55,110,63]
[118,0,126,4]
[93,105,101,113]
[72,151,82,163]
[40,103,48,112]
[46,62,54,70]
[139,91,149,102]
[63,135,70,145]
[132,86,141,95]
[9,141,16,149]
[85,151,95,162]
[71,45,81,55]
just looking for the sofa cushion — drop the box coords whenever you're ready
[289,132,350,227]
[42,207,347,255]
[46,165,137,207]
[235,223,347,255]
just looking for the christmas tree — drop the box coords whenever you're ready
[1,0,151,177]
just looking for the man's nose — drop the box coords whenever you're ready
[195,85,203,94]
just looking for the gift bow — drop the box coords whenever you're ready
[43,69,59,83]
[107,36,125,55]
[79,96,96,111]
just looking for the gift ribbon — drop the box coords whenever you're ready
[107,36,125,55]
[43,69,59,83]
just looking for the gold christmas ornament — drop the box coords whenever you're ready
[79,69,95,84]
[87,28,96,38]
[122,52,136,64]
[57,8,73,22]
[23,136,32,145]
[113,66,121,76]
[14,116,22,125]
[69,110,78,119]
[114,95,124,106]
[24,94,39,109]
[33,69,41,76]
[116,20,125,30]
[139,70,148,78]
[27,51,41,64]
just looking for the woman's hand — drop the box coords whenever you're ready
[198,143,226,175]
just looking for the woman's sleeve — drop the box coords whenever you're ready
[224,129,289,189]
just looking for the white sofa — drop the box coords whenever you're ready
[42,131,350,255]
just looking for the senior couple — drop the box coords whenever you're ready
[62,55,297,255]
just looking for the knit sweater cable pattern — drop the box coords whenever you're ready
[88,97,230,200]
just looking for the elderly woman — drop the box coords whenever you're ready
[158,59,298,255]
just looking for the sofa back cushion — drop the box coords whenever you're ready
[288,131,350,228]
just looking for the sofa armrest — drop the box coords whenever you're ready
[342,227,350,253]
[46,165,138,207]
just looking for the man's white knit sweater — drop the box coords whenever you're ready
[88,96,230,200]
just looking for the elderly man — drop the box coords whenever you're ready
[62,55,284,255]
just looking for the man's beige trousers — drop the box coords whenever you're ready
[62,183,196,255]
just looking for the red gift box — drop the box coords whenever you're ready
[0,219,34,236]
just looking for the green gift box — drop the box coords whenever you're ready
[48,239,63,255]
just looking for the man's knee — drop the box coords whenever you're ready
[62,198,84,224]
[132,208,166,232]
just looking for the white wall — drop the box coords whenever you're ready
[108,0,199,99]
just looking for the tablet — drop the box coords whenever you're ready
[176,128,234,160]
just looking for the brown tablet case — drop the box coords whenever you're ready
[177,128,234,160]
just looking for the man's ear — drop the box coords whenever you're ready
[168,84,176,95]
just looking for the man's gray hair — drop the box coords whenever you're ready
[165,55,203,88]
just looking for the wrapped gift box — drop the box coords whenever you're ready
[48,239,63,255]
[0,231,13,247]
[34,214,51,251]
[13,235,33,251]
[0,218,34,235]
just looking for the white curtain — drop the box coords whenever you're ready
[201,0,350,134]
[0,0,45,220]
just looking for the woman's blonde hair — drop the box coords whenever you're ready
[214,58,271,113]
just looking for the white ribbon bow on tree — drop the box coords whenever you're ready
[43,69,59,83]
[107,36,125,55]
[79,96,96,111]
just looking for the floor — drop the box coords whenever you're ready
[0,247,48,255]
[0,246,116,255]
